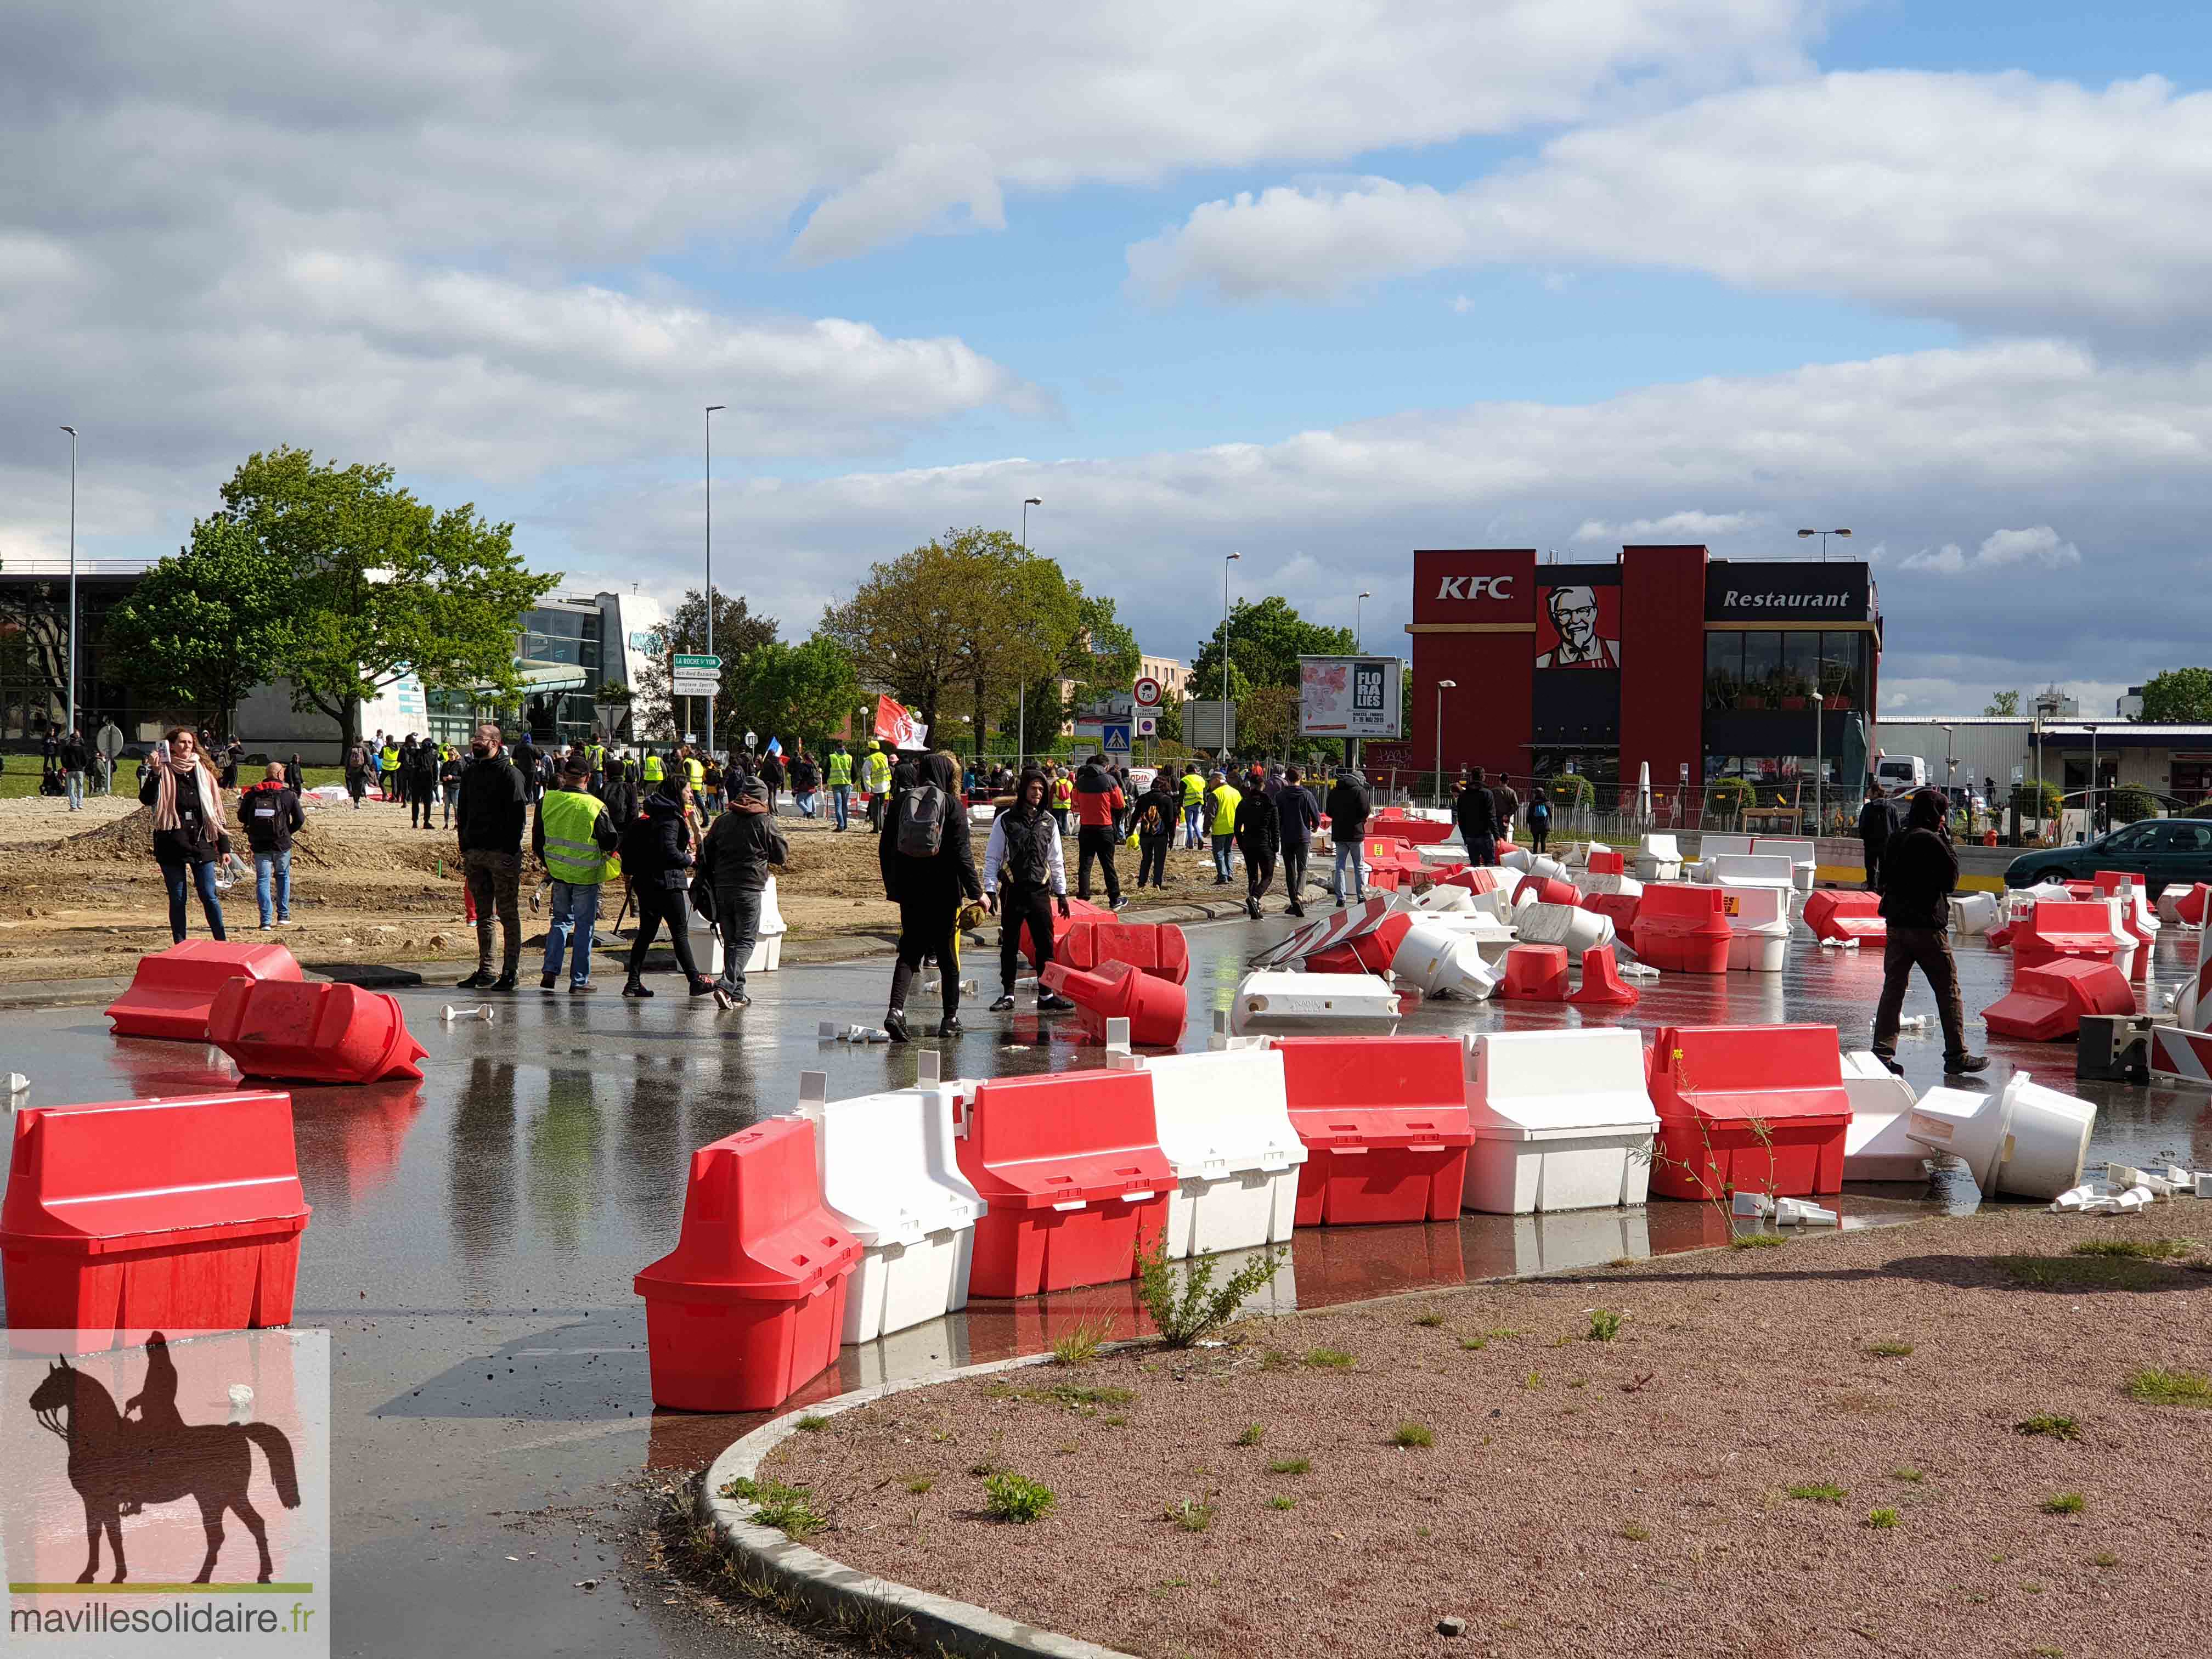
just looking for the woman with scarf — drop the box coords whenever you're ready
[878,749,980,1041]
[138,727,232,942]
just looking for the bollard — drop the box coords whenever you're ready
[5,1073,26,1102]
[441,1004,496,1024]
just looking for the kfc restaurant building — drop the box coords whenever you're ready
[1402,545,1882,808]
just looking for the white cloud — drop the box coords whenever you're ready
[1128,71,2212,338]
[1900,526,2080,574]
[1899,543,1966,574]
[1572,509,1763,542]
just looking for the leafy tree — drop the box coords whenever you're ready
[954,537,1083,760]
[2137,668,2212,724]
[631,589,780,742]
[1064,593,1141,715]
[1236,684,1301,757]
[727,634,862,750]
[1190,596,1355,692]
[102,516,294,737]
[218,447,555,747]
[2109,783,2159,824]
[1983,689,2021,716]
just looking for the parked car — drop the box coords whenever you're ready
[2004,816,2212,897]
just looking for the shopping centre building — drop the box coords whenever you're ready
[1401,545,1882,808]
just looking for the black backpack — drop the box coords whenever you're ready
[896,784,948,858]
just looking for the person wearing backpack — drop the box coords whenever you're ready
[1133,772,1178,889]
[1070,754,1127,909]
[1526,782,1552,853]
[878,749,980,1041]
[345,739,370,809]
[698,774,787,1009]
[983,768,1077,1012]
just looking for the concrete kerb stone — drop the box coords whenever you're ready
[698,1348,1143,1659]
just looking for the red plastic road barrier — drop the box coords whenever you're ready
[1,1092,309,1342]
[1803,889,1887,944]
[1023,897,1111,968]
[1646,1024,1850,1199]
[207,979,428,1084]
[1496,943,1570,1001]
[1274,1036,1472,1226]
[1581,890,1644,937]
[1513,874,1578,909]
[1363,836,1424,875]
[1371,809,1454,845]
[1040,958,1188,1047]
[1985,922,2017,952]
[635,1117,862,1412]
[1441,867,1499,896]
[1587,848,1626,876]
[1633,885,1733,974]
[2092,871,2157,969]
[105,940,303,1041]
[1569,943,1640,1007]
[2175,884,2212,927]
[1982,958,2136,1041]
[1057,917,1192,985]
[2011,901,2123,974]
[1304,911,1416,975]
[955,1069,1172,1297]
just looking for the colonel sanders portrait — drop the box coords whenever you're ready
[1535,585,1621,669]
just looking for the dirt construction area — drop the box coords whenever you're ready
[0,793,1268,983]
[764,1211,2212,1659]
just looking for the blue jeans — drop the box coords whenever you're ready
[1211,832,1235,881]
[253,849,291,926]
[65,771,83,810]
[1184,803,1204,848]
[831,784,850,830]
[158,859,226,943]
[543,880,602,986]
[1332,841,1368,901]
[795,790,817,818]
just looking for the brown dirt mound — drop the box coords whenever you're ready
[55,799,447,878]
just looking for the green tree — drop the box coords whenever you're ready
[727,634,862,749]
[218,447,556,747]
[101,516,294,737]
[2138,668,2212,724]
[1064,592,1141,715]
[1983,689,2021,716]
[1237,684,1301,757]
[631,589,780,743]
[1190,596,1355,693]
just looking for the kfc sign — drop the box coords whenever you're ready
[1434,575,1516,601]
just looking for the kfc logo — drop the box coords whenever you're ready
[1435,575,1515,601]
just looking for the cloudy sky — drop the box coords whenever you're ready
[7,1,2210,715]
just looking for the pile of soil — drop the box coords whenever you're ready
[769,1211,2212,1658]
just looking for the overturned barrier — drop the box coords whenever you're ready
[1230,971,1402,1037]
[207,979,428,1084]
[1905,1071,2094,1201]
[2011,900,2127,977]
[1805,889,1887,945]
[1514,901,1615,960]
[1276,1035,1472,1226]
[1838,1052,1923,1180]
[1461,1029,1658,1214]
[1982,959,2136,1042]
[1646,1024,1851,1199]
[1041,958,1188,1047]
[105,940,303,1042]
[1496,944,1570,1002]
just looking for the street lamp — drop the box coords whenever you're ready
[2084,721,2101,834]
[1796,527,1852,561]
[58,426,76,737]
[1356,589,1372,654]
[1220,552,1240,760]
[705,405,725,754]
[1020,496,1041,549]
[1434,680,1456,808]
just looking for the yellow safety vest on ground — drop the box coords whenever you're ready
[1181,771,1204,807]
[827,751,852,787]
[642,753,664,782]
[539,787,613,885]
[1210,783,1239,835]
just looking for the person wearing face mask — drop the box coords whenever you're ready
[1871,787,1988,1079]
[983,768,1075,1012]
[454,721,527,991]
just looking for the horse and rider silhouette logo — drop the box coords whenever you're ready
[26,1333,301,1584]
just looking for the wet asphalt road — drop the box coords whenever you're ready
[3,906,2209,1656]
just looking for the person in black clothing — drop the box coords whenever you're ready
[1325,768,1371,904]
[1071,755,1126,908]
[619,772,714,998]
[1857,783,1894,891]
[1454,766,1498,866]
[236,761,305,928]
[1871,787,1987,1078]
[1132,772,1178,889]
[57,727,90,811]
[284,752,304,792]
[438,744,463,825]
[982,769,1075,1012]
[758,748,786,813]
[407,737,440,829]
[1526,782,1551,853]
[140,727,231,942]
[1492,775,1520,843]
[1276,764,1319,916]
[597,756,640,828]
[879,749,980,1041]
[697,775,787,1009]
[455,721,528,991]
[1233,777,1280,920]
[512,736,544,808]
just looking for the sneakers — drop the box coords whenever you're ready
[1287,902,1306,917]
[456,970,496,990]
[990,993,1017,1012]
[1110,897,1129,912]
[1944,1053,1990,1076]
[1037,991,1076,1013]
[622,980,653,999]
[568,981,595,995]
[490,973,518,993]
[1874,1054,1906,1077]
[1245,895,1261,919]
[884,1008,913,1043]
[937,1015,964,1037]
[688,978,718,998]
[712,986,749,1010]
[540,973,558,991]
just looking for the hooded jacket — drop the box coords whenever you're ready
[618,782,695,889]
[1876,790,1957,929]
[1072,760,1123,828]
[699,778,787,897]
[236,778,304,854]
[879,751,980,906]
[983,774,1066,894]
[1233,782,1280,856]
[1325,772,1371,844]
[1275,779,1319,848]
[1134,779,1179,840]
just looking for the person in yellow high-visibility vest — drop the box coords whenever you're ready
[1179,762,1206,849]
[531,758,620,992]
[1208,770,1241,885]
[641,751,664,785]
[826,741,854,831]
[864,741,893,832]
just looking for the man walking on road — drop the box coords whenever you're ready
[1325,768,1372,904]
[1234,774,1280,920]
[865,741,893,832]
[1276,764,1319,916]
[699,774,787,1009]
[1871,787,1987,1079]
[983,768,1076,1013]
[1071,753,1127,909]
[455,721,527,992]
[826,741,853,831]
[1454,766,1499,866]
[533,758,619,993]
[1858,783,1895,892]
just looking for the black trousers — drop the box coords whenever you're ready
[1076,825,1121,902]
[998,883,1053,990]
[1282,844,1308,905]
[1529,819,1549,852]
[1862,838,1884,891]
[1872,925,1968,1060]
[1137,836,1170,888]
[1244,846,1277,904]
[626,885,702,983]
[891,895,963,1015]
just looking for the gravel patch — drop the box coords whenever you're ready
[765,1211,2212,1658]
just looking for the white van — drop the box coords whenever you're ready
[1874,755,1927,792]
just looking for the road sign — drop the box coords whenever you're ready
[1186,701,1236,751]
[672,674,720,697]
[672,653,722,671]
[1136,715,1158,737]
[1101,721,1132,755]
[1133,675,1163,709]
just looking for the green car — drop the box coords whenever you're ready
[2004,817,2212,897]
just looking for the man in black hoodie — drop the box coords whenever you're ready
[1324,768,1372,905]
[1872,787,1987,1078]
[1275,764,1319,916]
[455,721,527,991]
[1857,782,1895,891]
[407,736,440,830]
[620,772,714,998]
[1233,776,1280,920]
[1454,765,1499,866]
[982,768,1076,1012]
[879,749,980,1040]
[698,775,787,1009]
[1132,771,1178,890]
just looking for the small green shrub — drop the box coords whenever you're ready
[906,1476,934,1494]
[983,1471,1057,1525]
[1891,1468,1925,1483]
[1390,1421,1435,1449]
[2015,1415,2081,1441]
[1412,1312,1446,1328]
[1302,1347,1356,1370]
[2125,1366,2212,1407]
[2092,1551,2120,1568]
[2072,1238,2194,1261]
[721,1476,827,1541]
[1259,1348,1290,1370]
[1234,1423,1265,1447]
[1267,1495,1296,1511]
[1866,1508,1900,1530]
[1051,1315,1118,1365]
[1730,1233,1786,1250]
[1164,1496,1214,1532]
[2041,1492,2086,1515]
[1618,1522,1651,1542]
[1460,1336,1488,1351]
[1137,1237,1288,1348]
[1586,1310,1623,1343]
[1267,1457,1310,1475]
[793,1414,829,1432]
[1787,1483,1848,1504]
[1865,1340,1914,1357]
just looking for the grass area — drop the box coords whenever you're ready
[0,764,353,803]
[2124,1366,2212,1407]
[2014,1414,2080,1441]
[1787,1482,1848,1504]
[1301,1348,1356,1370]
[2040,1493,2086,1515]
[1997,1255,2193,1291]
[1865,1340,1915,1358]
[1266,1457,1310,1475]
[2070,1238,2197,1261]
[1389,1421,1435,1449]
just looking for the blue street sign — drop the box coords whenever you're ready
[1101,721,1132,754]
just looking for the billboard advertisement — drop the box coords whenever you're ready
[1299,656,1402,738]
[1536,584,1623,670]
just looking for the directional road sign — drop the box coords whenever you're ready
[672,674,720,696]
[672,653,722,671]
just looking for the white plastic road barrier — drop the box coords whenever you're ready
[1391,920,1503,1000]
[1497,847,1533,873]
[1731,1190,1774,1216]
[2198,1172,2212,1199]
[5,1072,26,1102]
[2117,1186,2154,1212]
[1138,1047,1307,1260]
[1718,885,1791,973]
[2106,1162,2175,1197]
[441,1004,496,1024]
[1619,961,1661,979]
[2049,1184,2092,1212]
[1709,853,1796,892]
[1840,1052,1925,1180]
[1460,1029,1660,1214]
[1205,1009,1270,1052]
[1690,834,1754,881]
[1526,854,1567,883]
[1773,1197,1838,1226]
[1634,834,1683,883]
[1752,838,1819,894]
[1950,892,2000,937]
[708,874,788,976]
[1513,902,1616,960]
[1905,1071,2096,1201]
[794,1069,986,1345]
[1419,909,1520,963]
[1576,870,1645,900]
[1407,884,1477,914]
[1229,970,1401,1037]
[2101,896,2141,980]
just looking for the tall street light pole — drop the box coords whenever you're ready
[704,405,725,755]
[1018,499,1041,766]
[1796,526,1852,561]
[1020,495,1041,550]
[2084,721,2100,834]
[1356,589,1371,653]
[1434,680,1455,809]
[59,426,77,736]
[1220,553,1241,761]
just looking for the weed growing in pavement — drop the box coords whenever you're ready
[1413,1312,1446,1327]
[1136,1237,1288,1348]
[1259,1348,1290,1371]
[1267,1457,1310,1475]
[906,1477,934,1494]
[928,1427,954,1443]
[793,1414,830,1433]
[2015,1415,2081,1441]
[1730,1233,1786,1251]
[1866,1508,1900,1530]
[1587,1310,1623,1342]
[1786,1483,1848,1504]
[1866,1340,1915,1357]
[1051,1316,1118,1366]
[967,1460,998,1478]
[1233,1424,1266,1447]
[2125,1366,2212,1407]
[983,1472,1057,1525]
[1618,1523,1651,1542]
[2041,1493,2086,1515]
[1609,1256,1637,1268]
[1892,1468,1926,1483]
[2071,1238,2194,1260]
[1056,1441,1079,1455]
[986,1380,1136,1410]
[720,1476,827,1541]
[1103,1414,1127,1427]
[1460,1336,1488,1351]
[2092,1551,2120,1568]
[1523,1372,1543,1390]
[1390,1421,1435,1449]
[1267,1496,1296,1511]
[2000,1254,2182,1290]
[1164,1496,1215,1532]
[2020,1582,2045,1594]
[1302,1347,1356,1370]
